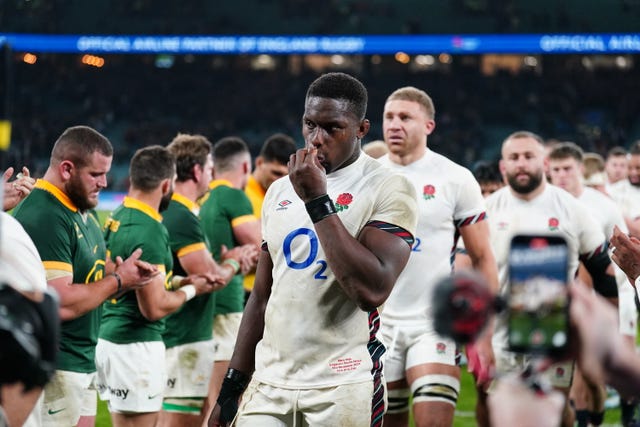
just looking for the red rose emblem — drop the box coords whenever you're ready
[436,342,446,354]
[423,184,436,200]
[336,193,353,206]
[548,217,559,230]
[335,193,353,212]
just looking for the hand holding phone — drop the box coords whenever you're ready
[507,235,570,356]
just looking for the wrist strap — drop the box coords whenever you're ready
[222,259,241,275]
[170,275,184,291]
[110,272,122,293]
[217,368,252,423]
[178,284,196,302]
[305,194,336,223]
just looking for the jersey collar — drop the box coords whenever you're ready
[171,193,199,215]
[208,179,233,190]
[123,196,162,222]
[35,179,78,212]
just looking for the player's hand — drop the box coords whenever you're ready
[221,245,259,277]
[467,337,495,389]
[610,225,640,284]
[488,373,564,427]
[288,146,327,202]
[115,248,160,290]
[3,166,36,211]
[238,244,259,275]
[187,273,223,295]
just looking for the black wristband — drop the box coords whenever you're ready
[111,272,122,293]
[305,194,337,223]
[217,368,251,423]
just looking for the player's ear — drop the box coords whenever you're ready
[59,160,74,181]
[192,164,202,183]
[425,119,436,136]
[358,119,370,140]
[161,178,171,195]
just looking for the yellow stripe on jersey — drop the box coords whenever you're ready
[123,196,162,222]
[231,214,258,228]
[177,242,207,258]
[35,179,78,212]
[156,264,167,274]
[171,193,199,214]
[43,260,73,272]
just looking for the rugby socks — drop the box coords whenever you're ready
[621,399,638,426]
[589,410,604,426]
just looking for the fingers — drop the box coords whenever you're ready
[135,260,159,276]
[128,248,143,261]
[2,167,13,182]
[115,256,124,266]
[21,166,30,177]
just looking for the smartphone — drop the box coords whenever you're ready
[507,234,570,356]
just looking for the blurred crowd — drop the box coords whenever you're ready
[3,53,639,191]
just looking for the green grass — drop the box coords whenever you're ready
[94,369,623,426]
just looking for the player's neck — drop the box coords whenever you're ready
[173,181,199,203]
[511,180,546,201]
[571,184,584,198]
[127,188,162,212]
[388,145,427,166]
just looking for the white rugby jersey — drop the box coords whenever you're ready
[485,184,607,349]
[579,187,636,327]
[377,149,487,325]
[254,154,417,388]
[578,186,626,240]
[608,179,640,220]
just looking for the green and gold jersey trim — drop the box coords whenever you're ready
[123,196,162,222]
[35,179,78,212]
[171,193,199,214]
[176,242,207,258]
[232,214,258,227]
[208,179,233,190]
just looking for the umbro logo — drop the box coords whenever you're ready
[276,199,292,211]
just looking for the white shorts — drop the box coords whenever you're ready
[213,312,242,361]
[236,379,383,427]
[493,346,574,389]
[95,339,166,413]
[24,392,43,427]
[41,370,97,427]
[618,285,638,337]
[381,322,457,383]
[164,339,215,398]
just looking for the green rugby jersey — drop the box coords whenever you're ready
[200,180,255,315]
[13,179,107,373]
[99,196,173,343]
[162,194,216,348]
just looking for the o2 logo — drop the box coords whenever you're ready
[282,228,328,280]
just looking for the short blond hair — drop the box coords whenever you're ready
[386,86,435,119]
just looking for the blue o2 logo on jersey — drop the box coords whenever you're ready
[282,228,328,280]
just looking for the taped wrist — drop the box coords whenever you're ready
[217,368,251,422]
[305,194,336,223]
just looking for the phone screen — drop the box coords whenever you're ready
[507,235,570,355]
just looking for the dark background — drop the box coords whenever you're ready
[2,0,640,189]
